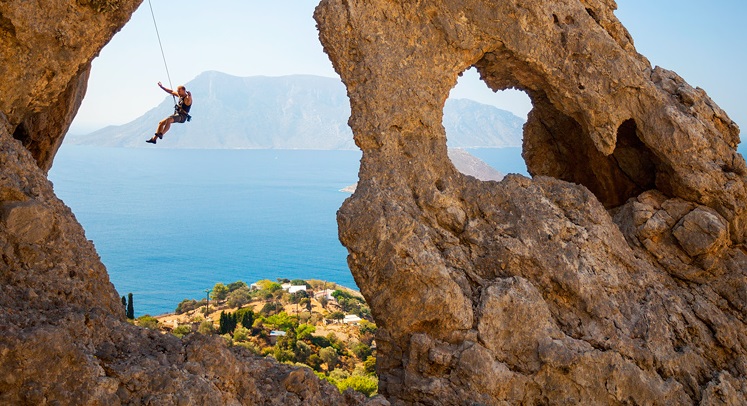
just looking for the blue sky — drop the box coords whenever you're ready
[70,1,746,140]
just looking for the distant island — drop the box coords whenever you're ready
[131,278,378,397]
[66,71,525,150]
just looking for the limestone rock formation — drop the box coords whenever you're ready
[315,0,747,404]
[0,2,370,404]
[2,0,747,404]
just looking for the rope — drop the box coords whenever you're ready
[147,0,176,103]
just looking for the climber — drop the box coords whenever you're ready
[146,82,192,144]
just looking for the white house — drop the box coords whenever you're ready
[343,314,362,325]
[281,283,292,291]
[288,285,307,294]
[314,289,336,301]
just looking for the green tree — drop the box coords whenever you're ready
[352,343,373,360]
[227,286,251,308]
[326,311,345,322]
[290,279,308,286]
[296,323,316,341]
[126,293,134,319]
[257,279,283,293]
[235,308,254,329]
[265,312,295,330]
[226,280,247,292]
[294,340,312,363]
[121,296,127,312]
[260,302,281,317]
[211,283,229,301]
[307,354,323,371]
[219,311,237,334]
[331,289,353,301]
[319,347,338,371]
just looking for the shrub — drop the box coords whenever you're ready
[175,298,207,315]
[352,343,373,360]
[171,324,192,338]
[272,347,295,363]
[260,302,281,317]
[233,326,250,342]
[235,341,260,354]
[358,320,377,336]
[363,355,376,375]
[337,375,378,397]
[198,320,215,335]
[136,314,158,330]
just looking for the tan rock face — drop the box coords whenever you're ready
[2,0,747,404]
[315,0,747,403]
[0,2,367,404]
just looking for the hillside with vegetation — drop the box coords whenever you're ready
[136,279,378,397]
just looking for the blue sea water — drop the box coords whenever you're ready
[49,146,363,316]
[48,145,528,317]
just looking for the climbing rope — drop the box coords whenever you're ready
[147,0,176,103]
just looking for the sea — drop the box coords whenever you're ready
[48,145,526,317]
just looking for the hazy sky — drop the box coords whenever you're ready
[70,1,746,137]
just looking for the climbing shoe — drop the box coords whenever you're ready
[156,132,163,139]
[146,138,156,144]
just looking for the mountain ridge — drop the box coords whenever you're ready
[66,71,524,150]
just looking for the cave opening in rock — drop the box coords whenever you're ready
[445,67,531,181]
[465,49,661,209]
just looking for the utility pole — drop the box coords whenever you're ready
[204,288,212,316]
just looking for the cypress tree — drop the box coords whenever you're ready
[219,311,227,334]
[126,293,135,319]
[121,296,127,311]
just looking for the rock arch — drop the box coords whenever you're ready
[0,0,746,404]
[317,0,747,404]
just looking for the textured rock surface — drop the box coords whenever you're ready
[316,0,747,404]
[2,0,747,404]
[0,2,370,404]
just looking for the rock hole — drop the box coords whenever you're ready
[12,123,30,147]
[445,67,531,181]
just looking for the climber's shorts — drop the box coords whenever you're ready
[169,113,187,124]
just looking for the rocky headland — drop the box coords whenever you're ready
[1,0,746,405]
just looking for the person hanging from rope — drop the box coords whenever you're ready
[146,82,192,144]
